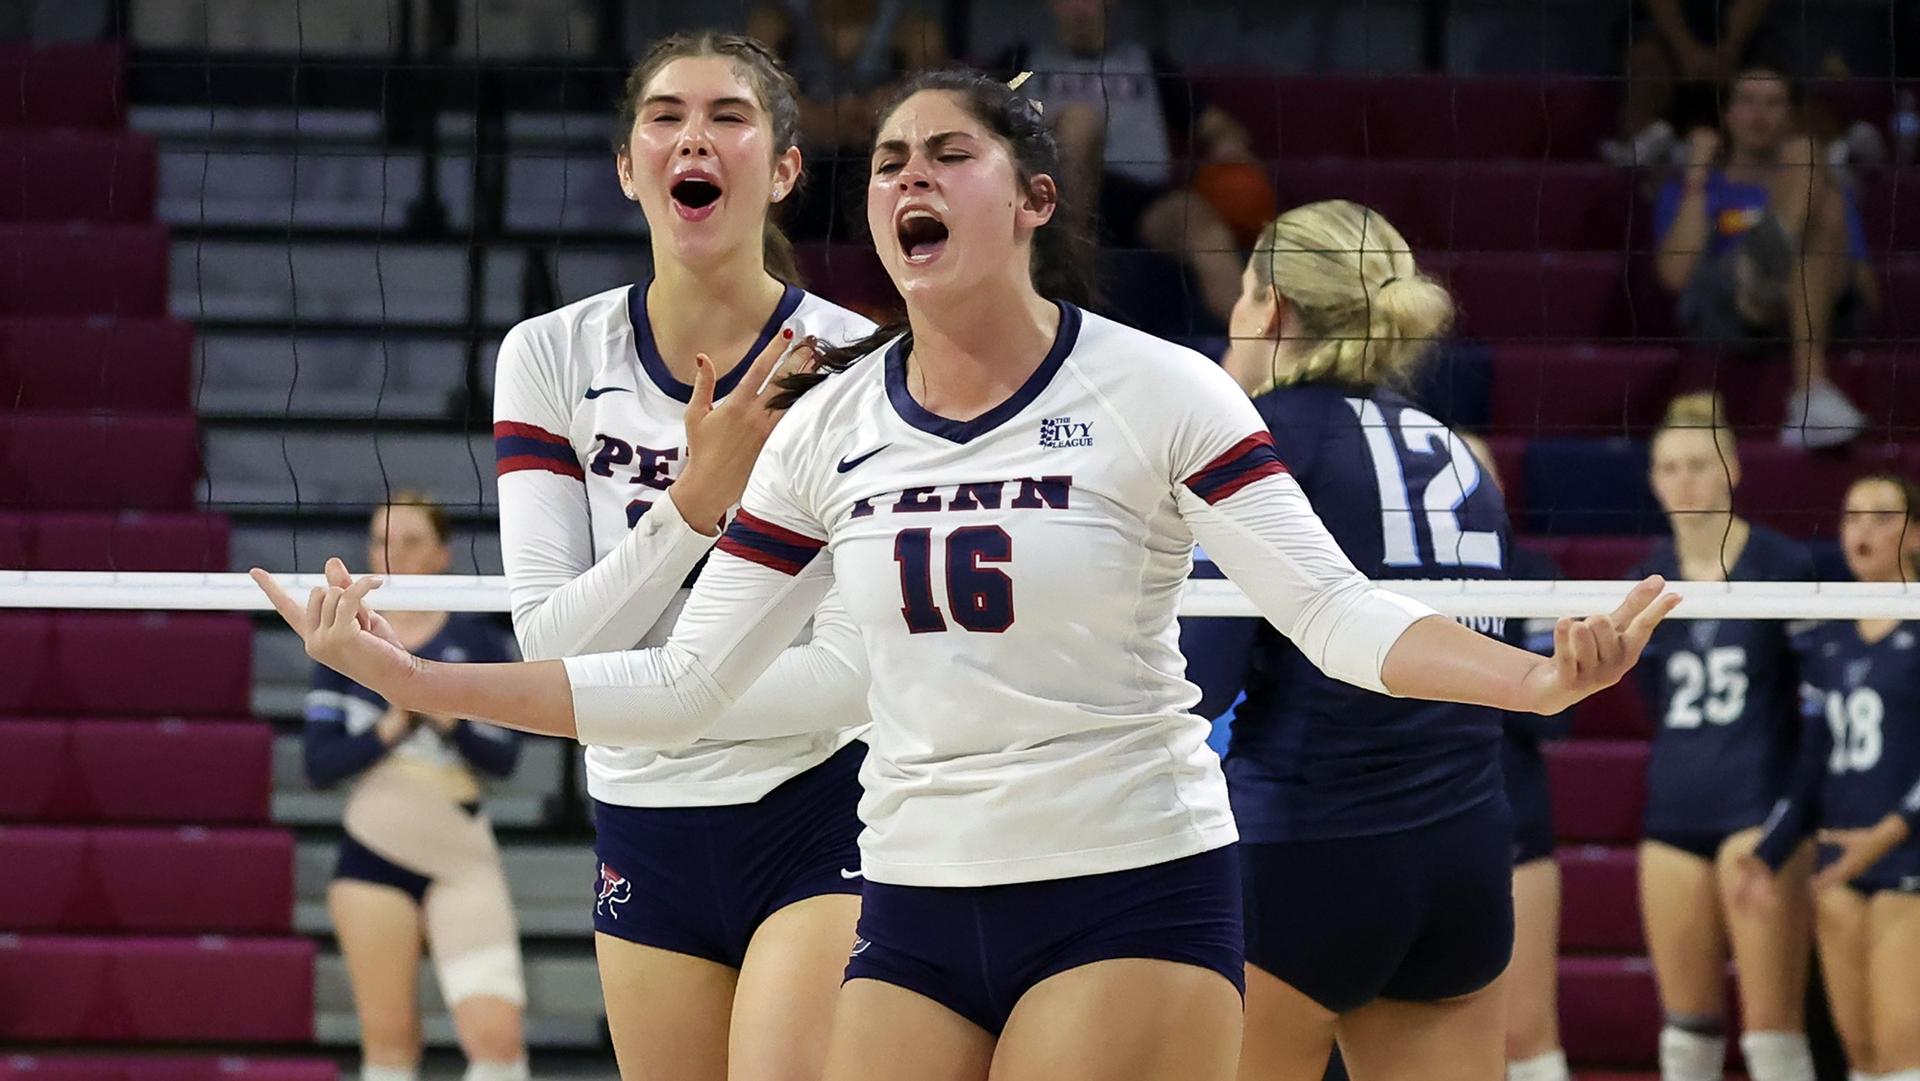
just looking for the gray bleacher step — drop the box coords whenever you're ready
[296,839,595,937]
[169,238,649,327]
[195,332,482,421]
[232,522,504,578]
[315,950,605,1051]
[199,426,498,509]
[274,731,567,830]
[155,147,637,235]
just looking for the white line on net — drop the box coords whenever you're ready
[3,572,1918,620]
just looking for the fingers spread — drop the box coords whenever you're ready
[690,353,716,417]
[743,327,796,398]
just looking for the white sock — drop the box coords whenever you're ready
[360,1066,417,1081]
[1877,1072,1920,1081]
[1849,1071,1882,1081]
[1741,1031,1815,1081]
[1661,1025,1727,1081]
[463,1059,531,1081]
[1508,1049,1571,1081]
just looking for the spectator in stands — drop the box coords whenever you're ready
[749,0,949,240]
[304,494,528,1081]
[1607,0,1777,167]
[1633,394,1817,1081]
[1653,64,1872,449]
[996,0,1258,330]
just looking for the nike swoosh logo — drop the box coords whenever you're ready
[836,445,890,473]
[584,386,632,399]
[839,868,864,880]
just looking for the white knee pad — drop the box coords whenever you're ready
[360,1065,418,1081]
[437,942,528,1008]
[1507,1049,1571,1081]
[462,1059,531,1081]
[1661,1025,1728,1081]
[1741,1031,1814,1081]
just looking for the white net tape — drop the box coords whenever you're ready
[4,571,1918,620]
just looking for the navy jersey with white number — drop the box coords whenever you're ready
[1209,383,1511,842]
[1755,621,1920,887]
[1635,528,1812,839]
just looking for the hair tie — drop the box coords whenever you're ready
[1007,70,1045,116]
[1378,276,1401,289]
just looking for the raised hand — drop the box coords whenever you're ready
[251,566,419,700]
[672,328,819,533]
[1521,576,1681,715]
[324,557,404,650]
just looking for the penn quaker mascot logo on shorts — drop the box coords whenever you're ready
[595,862,632,919]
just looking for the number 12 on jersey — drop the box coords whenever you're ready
[893,526,1015,633]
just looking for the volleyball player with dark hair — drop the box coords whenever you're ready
[491,31,876,1080]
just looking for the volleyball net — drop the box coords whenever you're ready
[5,0,1919,627]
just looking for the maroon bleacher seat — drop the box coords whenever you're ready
[0,826,291,933]
[1731,440,1920,541]
[0,132,157,224]
[0,719,65,821]
[28,513,229,572]
[0,44,125,130]
[1432,252,1674,343]
[1573,678,1654,740]
[1559,956,1665,1068]
[1518,535,1658,582]
[0,414,201,511]
[0,613,52,713]
[0,511,25,567]
[1559,846,1643,953]
[0,1058,337,1081]
[39,614,251,716]
[0,935,314,1042]
[0,719,270,824]
[1489,346,1682,436]
[0,225,168,318]
[0,319,195,413]
[1547,739,1649,844]
[1185,73,1619,163]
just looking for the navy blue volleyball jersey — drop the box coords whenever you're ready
[1635,527,1813,838]
[303,613,521,788]
[1755,621,1920,875]
[1217,383,1510,842]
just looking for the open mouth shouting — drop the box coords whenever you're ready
[896,207,950,265]
[670,171,723,222]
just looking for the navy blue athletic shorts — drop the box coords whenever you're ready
[1643,826,1738,862]
[335,831,433,902]
[844,845,1244,1035]
[591,740,865,968]
[1241,796,1514,1013]
[1505,751,1556,866]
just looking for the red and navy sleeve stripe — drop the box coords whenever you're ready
[716,510,827,576]
[1183,431,1289,505]
[494,421,585,481]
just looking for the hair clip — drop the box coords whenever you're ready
[1007,71,1033,91]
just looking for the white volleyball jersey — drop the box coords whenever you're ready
[563,304,1436,884]
[493,281,877,807]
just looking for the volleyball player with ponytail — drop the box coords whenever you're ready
[490,32,875,1081]
[1195,201,1536,1081]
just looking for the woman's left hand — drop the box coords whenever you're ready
[1519,576,1681,715]
[252,566,421,701]
[1811,816,1912,892]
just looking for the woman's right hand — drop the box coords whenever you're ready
[252,568,421,703]
[672,328,817,534]
[1683,127,1720,186]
